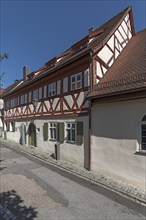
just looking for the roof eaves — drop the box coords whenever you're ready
[4,48,91,96]
[88,85,146,100]
[90,6,132,53]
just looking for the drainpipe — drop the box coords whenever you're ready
[88,50,93,171]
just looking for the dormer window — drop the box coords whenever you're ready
[45,57,56,69]
[74,44,87,54]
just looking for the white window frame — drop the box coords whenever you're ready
[71,72,82,91]
[49,122,57,141]
[66,122,76,143]
[140,114,146,153]
[48,82,56,97]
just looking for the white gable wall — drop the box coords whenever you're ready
[96,12,132,83]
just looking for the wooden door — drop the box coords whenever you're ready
[28,123,36,147]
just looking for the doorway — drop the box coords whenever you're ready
[28,123,37,147]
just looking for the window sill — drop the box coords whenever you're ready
[135,151,146,156]
[65,141,75,145]
[49,139,57,142]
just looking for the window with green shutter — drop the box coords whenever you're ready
[76,122,83,146]
[43,123,48,141]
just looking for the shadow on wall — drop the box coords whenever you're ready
[0,190,38,220]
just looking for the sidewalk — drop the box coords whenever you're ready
[0,138,146,206]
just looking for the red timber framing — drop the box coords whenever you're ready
[92,10,134,86]
[4,54,90,122]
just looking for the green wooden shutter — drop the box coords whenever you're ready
[7,122,10,132]
[12,122,15,132]
[76,122,83,146]
[43,123,48,141]
[58,122,64,143]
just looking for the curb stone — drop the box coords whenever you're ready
[0,138,146,206]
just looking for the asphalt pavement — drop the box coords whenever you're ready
[0,141,146,220]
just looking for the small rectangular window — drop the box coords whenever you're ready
[48,82,56,97]
[49,123,57,140]
[141,124,146,151]
[71,73,82,91]
[33,89,38,100]
[66,122,76,143]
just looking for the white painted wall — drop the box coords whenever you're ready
[5,115,89,168]
[91,98,146,190]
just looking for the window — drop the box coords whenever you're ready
[11,98,17,108]
[71,73,82,91]
[43,121,83,145]
[49,123,57,140]
[48,82,56,97]
[66,122,76,143]
[32,89,38,100]
[141,115,146,152]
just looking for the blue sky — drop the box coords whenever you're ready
[1,0,146,88]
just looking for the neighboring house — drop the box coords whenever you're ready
[88,29,146,189]
[3,6,135,170]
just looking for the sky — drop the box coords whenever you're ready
[0,0,146,88]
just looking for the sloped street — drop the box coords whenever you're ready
[0,143,145,220]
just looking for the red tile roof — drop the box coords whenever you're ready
[0,87,5,96]
[89,29,146,98]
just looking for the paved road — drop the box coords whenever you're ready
[0,143,146,220]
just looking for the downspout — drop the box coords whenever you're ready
[88,50,93,171]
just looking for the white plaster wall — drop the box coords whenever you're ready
[91,98,146,189]
[36,116,89,167]
[5,116,89,168]
[6,121,24,143]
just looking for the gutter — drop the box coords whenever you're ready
[87,86,146,101]
[88,50,93,171]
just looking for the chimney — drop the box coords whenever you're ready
[23,66,29,81]
[89,27,95,34]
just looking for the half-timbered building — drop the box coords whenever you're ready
[3,6,135,169]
